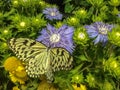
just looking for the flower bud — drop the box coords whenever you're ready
[67,16,79,26]
[71,74,84,84]
[74,8,87,19]
[73,27,89,46]
[108,25,120,46]
[109,0,120,6]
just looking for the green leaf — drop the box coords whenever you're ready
[79,55,88,61]
[64,3,74,13]
[64,0,72,3]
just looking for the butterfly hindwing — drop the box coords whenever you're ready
[50,48,73,71]
[8,38,50,77]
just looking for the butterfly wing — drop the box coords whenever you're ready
[8,38,51,77]
[50,48,73,72]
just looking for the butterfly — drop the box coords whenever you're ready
[8,38,73,81]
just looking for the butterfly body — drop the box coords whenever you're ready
[8,38,73,81]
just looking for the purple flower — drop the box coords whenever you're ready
[118,14,120,17]
[43,7,63,20]
[85,22,113,44]
[36,24,74,53]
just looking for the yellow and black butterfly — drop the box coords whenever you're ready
[8,38,73,81]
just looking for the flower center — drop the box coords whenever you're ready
[3,30,8,34]
[78,32,85,39]
[16,66,25,72]
[13,1,18,4]
[116,32,120,37]
[20,22,26,27]
[50,34,60,43]
[99,27,108,35]
[35,19,39,22]
[50,12,56,16]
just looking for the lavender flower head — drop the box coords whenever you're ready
[85,22,113,44]
[43,7,63,20]
[36,24,74,54]
[118,14,120,17]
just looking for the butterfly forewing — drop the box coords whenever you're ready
[50,48,73,71]
[8,38,50,77]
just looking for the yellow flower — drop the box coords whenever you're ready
[37,76,58,90]
[12,86,20,90]
[4,57,22,72]
[15,65,27,78]
[4,56,28,84]
[9,71,27,84]
[12,85,27,90]
[80,84,87,90]
[72,84,87,90]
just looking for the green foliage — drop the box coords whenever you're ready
[0,0,120,90]
[108,25,120,46]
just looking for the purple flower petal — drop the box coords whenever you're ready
[94,34,101,44]
[85,22,113,45]
[43,7,63,20]
[36,24,74,53]
[89,32,98,38]
[118,14,120,17]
